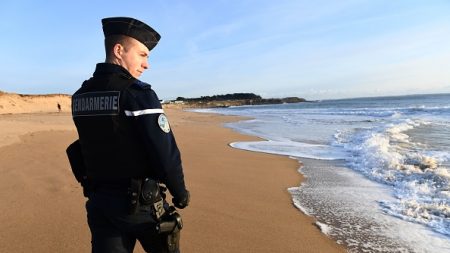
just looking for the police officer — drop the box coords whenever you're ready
[68,17,190,253]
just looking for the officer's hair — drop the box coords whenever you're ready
[104,35,132,58]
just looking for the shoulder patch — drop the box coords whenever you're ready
[157,114,171,133]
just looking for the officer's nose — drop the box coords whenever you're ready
[143,61,149,70]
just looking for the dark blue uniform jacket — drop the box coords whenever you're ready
[72,63,187,200]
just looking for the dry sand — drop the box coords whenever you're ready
[0,105,345,252]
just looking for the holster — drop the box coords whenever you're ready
[167,229,181,253]
[129,178,166,220]
[140,178,166,219]
[129,179,183,252]
[157,207,183,253]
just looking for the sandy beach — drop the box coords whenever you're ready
[0,106,344,252]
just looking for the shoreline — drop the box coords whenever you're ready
[0,109,345,252]
[170,108,345,252]
[197,98,450,253]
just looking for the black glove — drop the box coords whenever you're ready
[172,190,190,209]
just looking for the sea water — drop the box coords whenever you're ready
[193,93,450,252]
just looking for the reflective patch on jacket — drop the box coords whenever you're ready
[72,91,120,117]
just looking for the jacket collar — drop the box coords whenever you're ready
[93,63,134,80]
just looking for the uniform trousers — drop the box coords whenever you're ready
[86,186,179,253]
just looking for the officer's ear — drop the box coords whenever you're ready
[113,43,125,60]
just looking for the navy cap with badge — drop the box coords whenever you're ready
[102,17,161,51]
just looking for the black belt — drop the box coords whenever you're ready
[90,178,165,218]
[91,178,132,195]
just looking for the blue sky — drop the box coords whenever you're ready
[1,0,449,100]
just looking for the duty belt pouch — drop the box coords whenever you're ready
[140,178,165,219]
[66,140,90,197]
[128,178,142,214]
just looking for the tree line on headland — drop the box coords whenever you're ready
[174,93,306,108]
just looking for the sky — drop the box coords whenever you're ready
[1,0,449,100]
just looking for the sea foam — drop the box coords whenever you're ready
[195,94,450,252]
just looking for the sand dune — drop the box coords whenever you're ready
[0,91,71,114]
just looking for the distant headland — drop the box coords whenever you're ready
[167,93,307,108]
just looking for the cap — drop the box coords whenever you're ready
[102,17,161,51]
